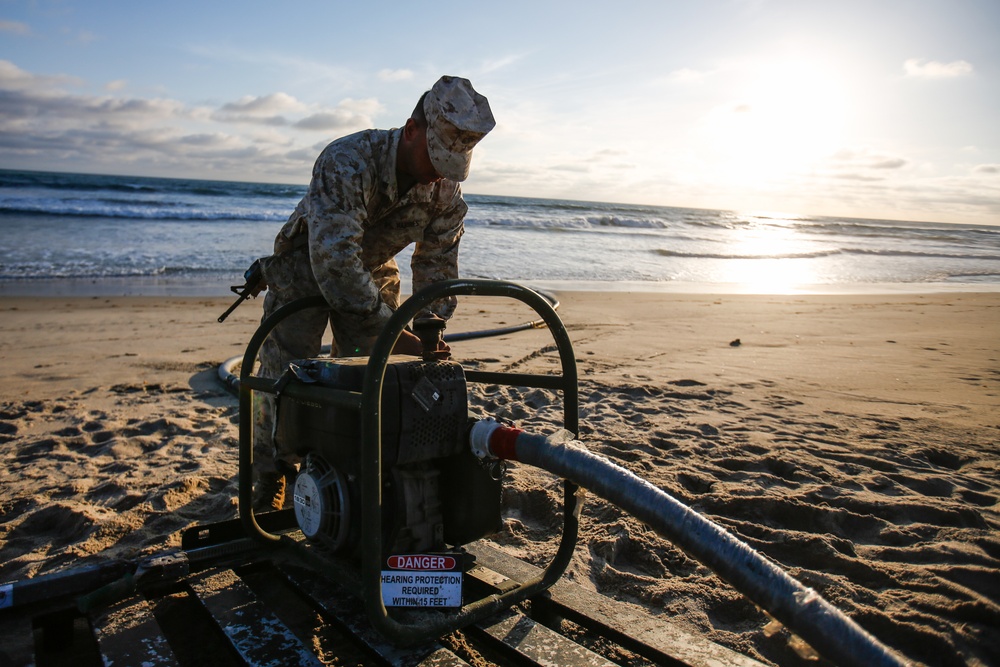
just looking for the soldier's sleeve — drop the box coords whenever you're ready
[411,191,468,320]
[306,150,394,340]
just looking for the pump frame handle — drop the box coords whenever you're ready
[236,279,581,646]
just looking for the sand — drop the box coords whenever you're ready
[0,290,997,666]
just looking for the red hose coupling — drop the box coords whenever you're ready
[469,418,523,462]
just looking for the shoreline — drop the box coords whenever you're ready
[2,275,1000,298]
[0,291,997,665]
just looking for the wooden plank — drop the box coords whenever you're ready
[188,569,325,667]
[476,606,613,667]
[93,596,179,666]
[415,647,475,667]
[274,556,470,667]
[467,543,767,667]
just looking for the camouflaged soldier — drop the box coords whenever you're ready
[252,76,495,511]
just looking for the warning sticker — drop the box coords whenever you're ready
[381,553,462,608]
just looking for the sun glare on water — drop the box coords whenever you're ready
[720,215,823,293]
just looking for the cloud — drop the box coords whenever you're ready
[213,92,309,126]
[377,69,413,82]
[0,61,384,181]
[0,60,81,90]
[72,30,99,45]
[668,68,709,83]
[294,112,354,131]
[830,149,907,171]
[0,86,190,130]
[293,97,381,131]
[0,20,29,35]
[974,164,999,174]
[221,92,306,115]
[903,58,973,79]
[833,173,884,182]
[480,54,523,74]
[870,158,906,170]
[551,163,591,173]
[184,43,355,93]
[286,145,321,162]
[212,93,380,131]
[177,132,243,148]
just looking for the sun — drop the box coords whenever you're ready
[699,59,848,187]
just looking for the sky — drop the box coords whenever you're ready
[1,0,998,225]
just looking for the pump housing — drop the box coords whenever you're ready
[274,356,502,556]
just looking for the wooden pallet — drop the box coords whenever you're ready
[0,538,767,667]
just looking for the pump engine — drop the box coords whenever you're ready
[274,356,502,555]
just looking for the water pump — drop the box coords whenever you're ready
[275,350,501,555]
[237,279,582,646]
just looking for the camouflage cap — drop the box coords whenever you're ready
[424,76,495,182]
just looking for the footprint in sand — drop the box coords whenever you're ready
[0,420,17,441]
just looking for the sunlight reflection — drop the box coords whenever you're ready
[720,217,820,292]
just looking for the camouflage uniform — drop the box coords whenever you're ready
[254,126,468,481]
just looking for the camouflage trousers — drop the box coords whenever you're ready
[252,246,401,480]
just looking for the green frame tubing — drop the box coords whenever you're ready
[238,278,582,645]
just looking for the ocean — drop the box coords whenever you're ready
[1,168,999,296]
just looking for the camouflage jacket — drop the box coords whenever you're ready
[272,127,467,338]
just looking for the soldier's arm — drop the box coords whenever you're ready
[306,149,394,340]
[411,190,468,320]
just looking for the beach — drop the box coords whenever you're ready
[0,289,998,666]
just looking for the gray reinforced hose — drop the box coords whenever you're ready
[471,424,909,667]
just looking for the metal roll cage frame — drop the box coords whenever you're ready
[237,278,581,645]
